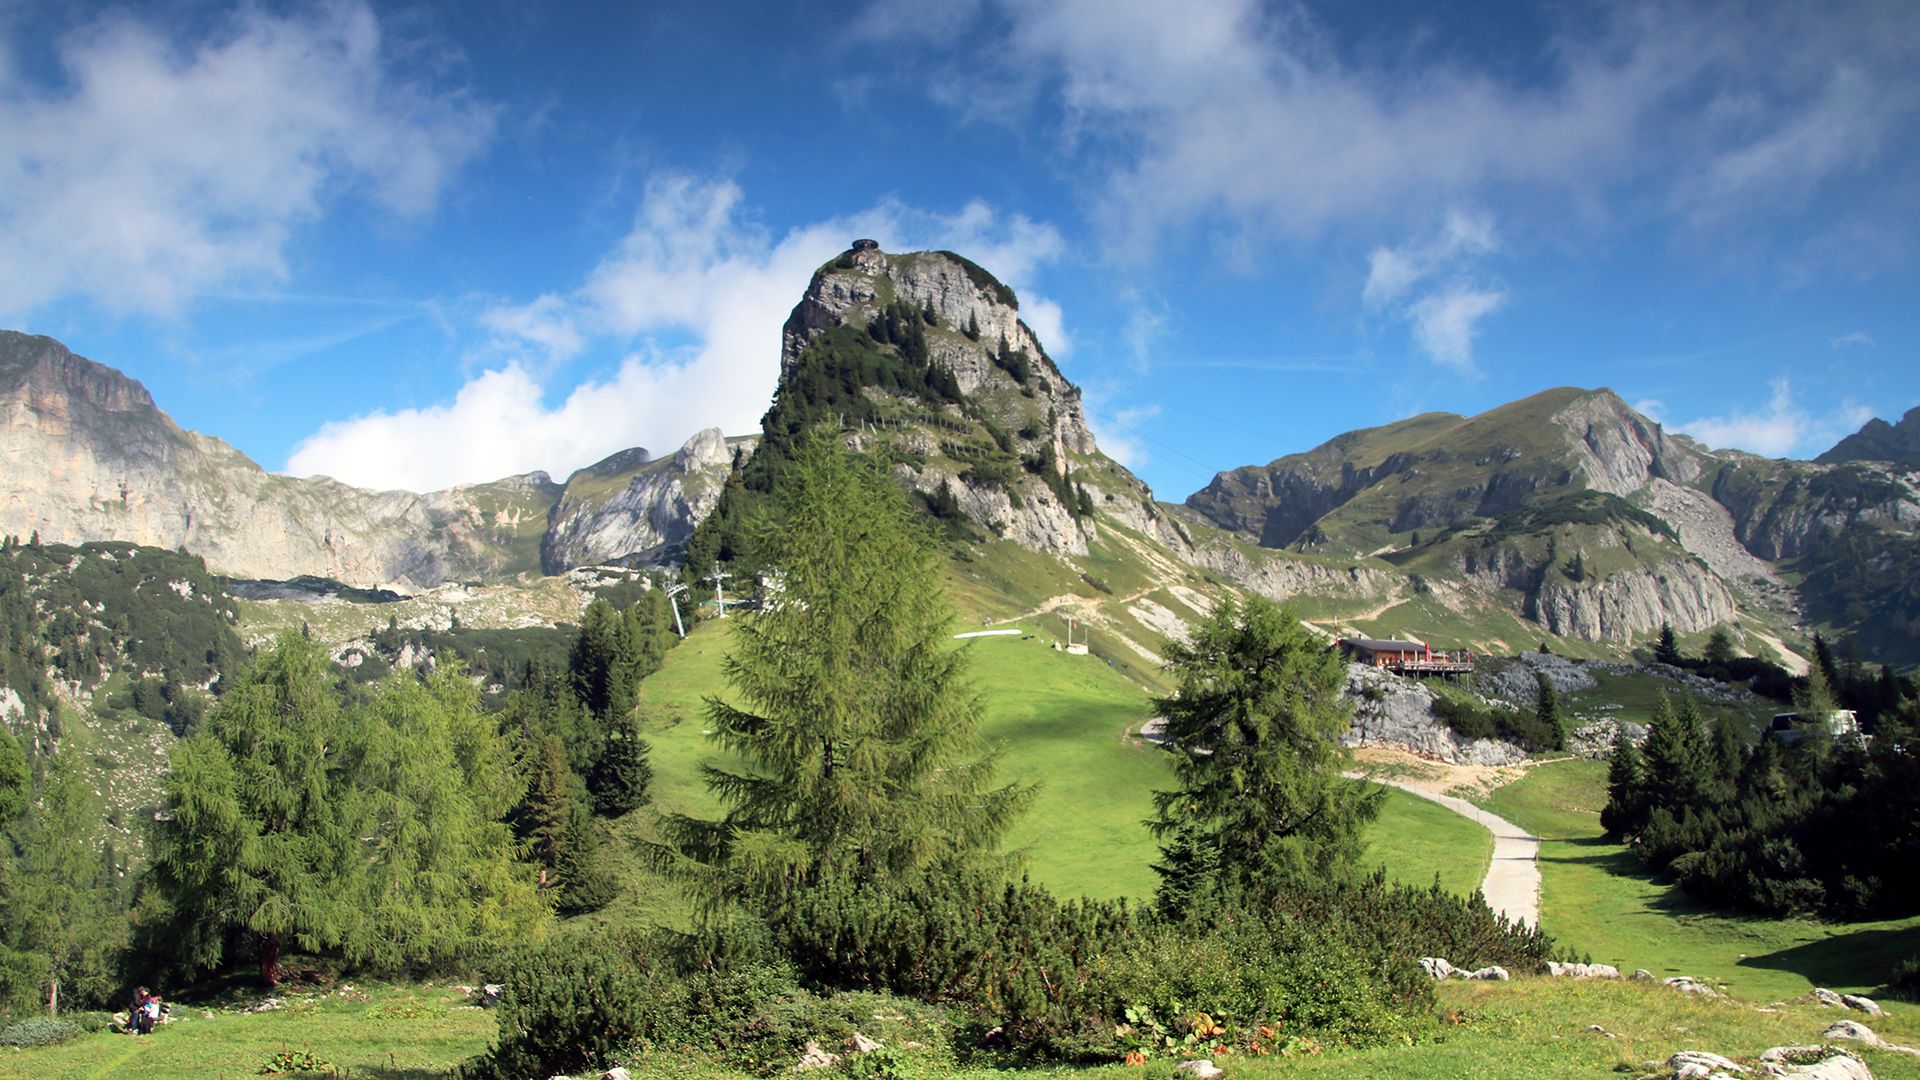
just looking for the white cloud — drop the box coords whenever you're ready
[1675,377,1875,458]
[862,0,1920,257]
[1364,210,1505,369]
[1406,289,1506,372]
[0,2,491,318]
[1086,403,1161,470]
[1830,330,1876,349]
[286,178,1068,491]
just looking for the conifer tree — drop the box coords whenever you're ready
[3,743,122,1013]
[589,711,653,817]
[1654,623,1683,666]
[353,663,547,971]
[1708,715,1745,802]
[1600,726,1647,837]
[1150,596,1381,908]
[1535,670,1565,751]
[152,633,369,987]
[662,432,1028,904]
[1640,692,1708,815]
[1704,627,1738,666]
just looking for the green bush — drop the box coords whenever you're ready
[0,1016,85,1047]
[1888,954,1920,1001]
[460,934,658,1079]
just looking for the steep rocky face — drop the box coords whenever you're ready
[1818,406,1920,466]
[0,331,560,588]
[541,428,747,572]
[773,243,1113,556]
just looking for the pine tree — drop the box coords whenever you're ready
[662,433,1028,904]
[1535,670,1566,751]
[1149,596,1382,907]
[151,633,370,987]
[1600,726,1647,838]
[1708,716,1744,801]
[569,599,634,724]
[1654,623,1682,666]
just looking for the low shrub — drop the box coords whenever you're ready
[459,933,659,1079]
[1887,954,1920,1002]
[0,1016,84,1048]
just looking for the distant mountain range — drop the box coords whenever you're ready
[3,247,1916,664]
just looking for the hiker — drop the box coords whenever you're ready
[126,986,164,1035]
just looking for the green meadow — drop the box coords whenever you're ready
[1478,758,1920,1001]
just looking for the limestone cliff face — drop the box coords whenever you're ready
[0,331,559,589]
[541,428,747,572]
[1528,561,1737,641]
[779,244,1103,556]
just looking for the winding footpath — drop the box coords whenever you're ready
[1353,774,1542,927]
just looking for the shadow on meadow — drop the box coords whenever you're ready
[1741,923,1920,993]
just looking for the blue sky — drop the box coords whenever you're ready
[3,0,1916,499]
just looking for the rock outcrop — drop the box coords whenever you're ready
[1342,664,1526,765]
[541,428,746,572]
[0,331,560,589]
[1819,406,1920,467]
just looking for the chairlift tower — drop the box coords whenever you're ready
[665,582,689,638]
[703,565,733,618]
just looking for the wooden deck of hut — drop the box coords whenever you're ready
[1338,636,1475,677]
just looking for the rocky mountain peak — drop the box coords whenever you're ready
[1817,405,1920,467]
[1545,387,1702,493]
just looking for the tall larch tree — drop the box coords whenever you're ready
[662,432,1028,908]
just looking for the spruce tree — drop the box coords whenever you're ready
[1640,692,1708,817]
[1600,726,1647,838]
[1654,623,1683,666]
[662,433,1028,904]
[589,711,653,817]
[1149,596,1382,907]
[1535,669,1565,751]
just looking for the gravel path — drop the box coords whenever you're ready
[1358,774,1542,927]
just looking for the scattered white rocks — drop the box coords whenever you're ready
[1812,990,1884,1016]
[477,983,503,1009]
[1467,965,1511,981]
[795,1040,840,1071]
[1666,976,1721,997]
[1669,1049,1748,1078]
[242,996,285,1014]
[1633,969,1656,980]
[1758,1045,1874,1080]
[1420,957,1458,980]
[1548,961,1622,979]
[850,1032,884,1054]
[1173,1060,1225,1078]
[1824,1021,1920,1057]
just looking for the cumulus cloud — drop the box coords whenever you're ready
[0,2,492,318]
[1675,378,1874,457]
[286,178,1068,491]
[1085,403,1162,470]
[1364,210,1504,370]
[859,0,1920,257]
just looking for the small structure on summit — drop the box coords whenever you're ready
[1338,635,1474,676]
[847,238,885,271]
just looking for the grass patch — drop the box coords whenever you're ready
[1479,759,1920,1000]
[1364,785,1494,897]
[8,984,492,1079]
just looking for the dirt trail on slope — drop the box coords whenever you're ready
[1348,747,1551,927]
